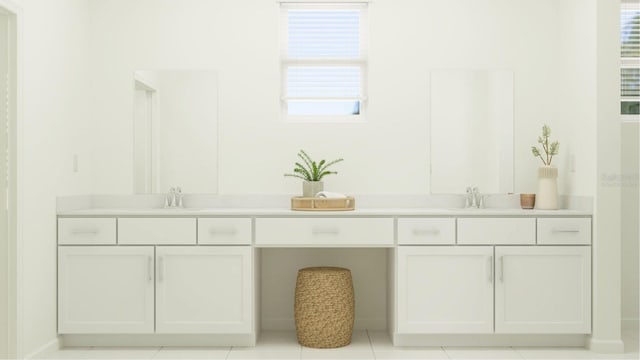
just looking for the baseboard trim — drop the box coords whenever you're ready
[23,338,59,359]
[392,333,588,347]
[61,334,256,347]
[588,337,625,353]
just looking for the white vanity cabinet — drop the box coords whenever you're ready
[394,216,592,340]
[495,246,591,334]
[57,217,254,340]
[396,246,494,333]
[57,208,593,348]
[58,246,155,333]
[155,246,253,333]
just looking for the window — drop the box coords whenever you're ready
[281,2,368,121]
[621,1,639,120]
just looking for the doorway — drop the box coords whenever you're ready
[0,1,19,358]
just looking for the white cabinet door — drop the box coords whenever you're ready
[58,246,154,333]
[156,246,253,333]
[397,246,494,333]
[495,246,591,334]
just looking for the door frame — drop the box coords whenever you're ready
[0,0,22,358]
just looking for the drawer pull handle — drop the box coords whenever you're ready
[147,256,153,282]
[312,228,340,236]
[412,229,440,236]
[499,256,504,282]
[158,256,164,282]
[209,228,238,236]
[552,229,580,233]
[488,256,493,283]
[71,229,99,235]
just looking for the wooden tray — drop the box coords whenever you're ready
[291,196,355,211]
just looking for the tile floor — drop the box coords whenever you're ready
[38,328,639,360]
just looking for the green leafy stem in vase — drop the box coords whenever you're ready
[284,150,344,182]
[531,124,559,166]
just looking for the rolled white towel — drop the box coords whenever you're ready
[315,191,347,198]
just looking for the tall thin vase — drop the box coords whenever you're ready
[536,165,558,210]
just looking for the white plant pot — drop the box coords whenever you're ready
[302,181,324,197]
[535,165,558,210]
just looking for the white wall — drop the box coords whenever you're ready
[89,0,596,197]
[10,0,93,357]
[6,0,622,354]
[85,0,602,335]
[622,121,639,324]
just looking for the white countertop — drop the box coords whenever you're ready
[56,194,593,217]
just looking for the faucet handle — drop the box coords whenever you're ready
[176,187,183,208]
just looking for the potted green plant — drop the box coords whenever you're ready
[531,124,560,209]
[284,150,343,197]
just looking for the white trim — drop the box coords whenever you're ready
[0,1,21,359]
[284,114,366,123]
[23,338,59,360]
[393,334,588,347]
[61,334,256,347]
[587,337,626,353]
[282,96,366,101]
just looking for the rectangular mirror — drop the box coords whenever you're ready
[430,70,514,194]
[133,70,218,194]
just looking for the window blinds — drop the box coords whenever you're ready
[621,5,639,117]
[282,4,366,118]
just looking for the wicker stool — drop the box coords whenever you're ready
[294,267,355,348]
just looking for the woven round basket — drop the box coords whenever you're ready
[294,267,355,348]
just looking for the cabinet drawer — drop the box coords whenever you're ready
[198,218,252,245]
[58,218,116,245]
[118,218,196,245]
[397,218,455,245]
[537,218,591,245]
[255,217,394,246]
[458,218,535,245]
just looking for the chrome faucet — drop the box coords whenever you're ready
[164,187,184,208]
[465,186,484,208]
[175,187,183,208]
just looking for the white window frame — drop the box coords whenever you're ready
[621,1,639,122]
[280,1,369,122]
